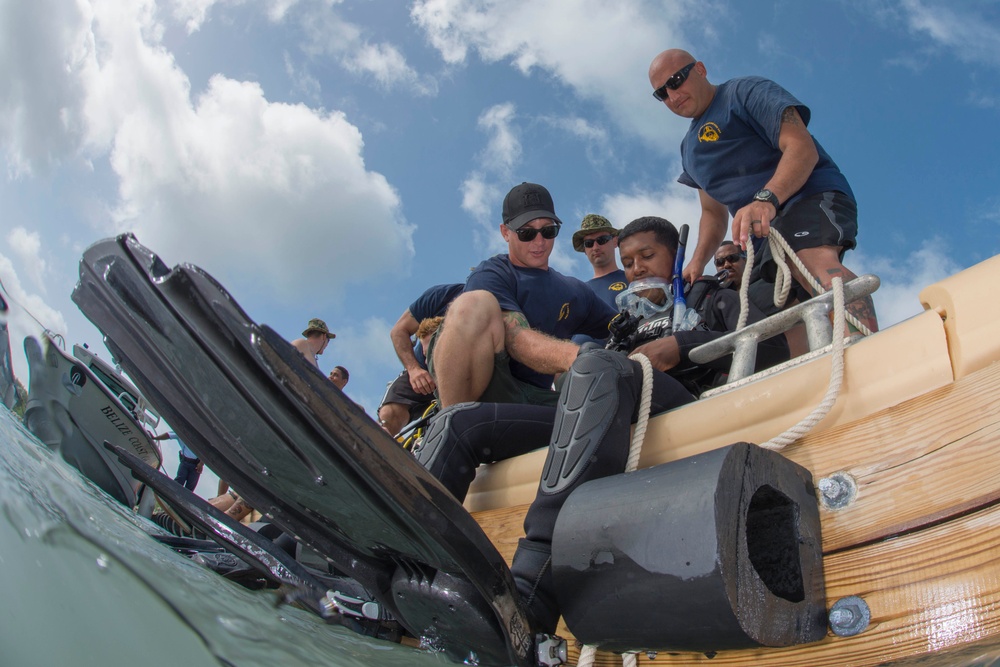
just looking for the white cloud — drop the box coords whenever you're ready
[284,52,322,103]
[478,103,521,174]
[851,238,962,328]
[461,173,500,226]
[3,0,414,305]
[166,0,304,33]
[461,103,522,254]
[299,2,436,95]
[343,42,436,94]
[969,90,1000,110]
[167,0,221,32]
[539,115,615,168]
[599,180,706,263]
[108,71,413,300]
[899,0,1000,68]
[0,254,68,384]
[0,0,93,177]
[163,0,435,95]
[411,0,703,144]
[6,228,48,293]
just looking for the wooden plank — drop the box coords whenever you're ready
[464,310,956,514]
[471,361,1000,558]
[514,502,1000,667]
[470,363,1000,665]
[778,360,1000,551]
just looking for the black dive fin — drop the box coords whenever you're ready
[104,440,335,618]
[73,234,533,667]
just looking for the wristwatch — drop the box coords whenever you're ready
[753,188,780,210]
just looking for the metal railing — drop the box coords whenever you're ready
[689,274,880,385]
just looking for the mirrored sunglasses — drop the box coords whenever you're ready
[652,62,697,102]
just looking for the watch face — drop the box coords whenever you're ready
[755,189,773,200]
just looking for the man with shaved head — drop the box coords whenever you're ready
[648,49,877,333]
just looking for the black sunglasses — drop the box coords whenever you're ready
[714,251,745,267]
[584,234,614,249]
[513,224,560,242]
[652,62,696,102]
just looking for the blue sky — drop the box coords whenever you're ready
[2,0,999,496]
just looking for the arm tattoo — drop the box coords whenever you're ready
[503,311,530,344]
[781,106,802,127]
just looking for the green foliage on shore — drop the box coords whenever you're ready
[12,377,27,421]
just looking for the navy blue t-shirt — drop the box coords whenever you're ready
[409,283,464,367]
[465,255,617,388]
[678,76,854,215]
[587,269,628,310]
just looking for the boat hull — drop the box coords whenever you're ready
[23,335,161,507]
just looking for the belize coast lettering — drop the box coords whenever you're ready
[100,405,151,458]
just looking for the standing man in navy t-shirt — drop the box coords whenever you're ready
[647,48,877,335]
[427,182,617,408]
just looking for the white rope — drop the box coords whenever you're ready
[574,353,654,667]
[739,229,873,337]
[625,352,654,473]
[576,644,597,667]
[760,275,846,451]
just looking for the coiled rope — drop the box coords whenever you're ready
[737,229,873,337]
[759,273,846,451]
[737,228,861,451]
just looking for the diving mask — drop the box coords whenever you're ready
[615,277,673,320]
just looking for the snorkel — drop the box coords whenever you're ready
[670,224,689,334]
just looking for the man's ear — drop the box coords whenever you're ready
[499,223,510,241]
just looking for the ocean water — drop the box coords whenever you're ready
[0,406,454,667]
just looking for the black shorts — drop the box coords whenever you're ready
[760,191,858,282]
[379,371,435,419]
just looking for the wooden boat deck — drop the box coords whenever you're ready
[465,255,1000,665]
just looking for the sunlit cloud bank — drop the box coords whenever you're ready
[0,0,415,306]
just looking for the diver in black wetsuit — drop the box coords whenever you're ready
[414,216,789,635]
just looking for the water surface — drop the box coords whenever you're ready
[0,406,452,667]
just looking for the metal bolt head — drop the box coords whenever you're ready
[829,595,870,636]
[817,471,858,510]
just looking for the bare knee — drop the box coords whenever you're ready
[378,402,409,436]
[440,291,505,352]
[445,291,501,328]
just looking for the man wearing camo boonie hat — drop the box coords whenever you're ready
[573,214,627,310]
[291,317,336,368]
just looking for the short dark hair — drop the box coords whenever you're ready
[617,216,680,252]
[718,240,739,250]
[334,365,349,380]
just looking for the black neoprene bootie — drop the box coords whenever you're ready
[510,537,560,635]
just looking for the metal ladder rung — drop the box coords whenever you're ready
[688,274,880,384]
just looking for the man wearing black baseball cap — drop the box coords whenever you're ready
[426,182,616,408]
